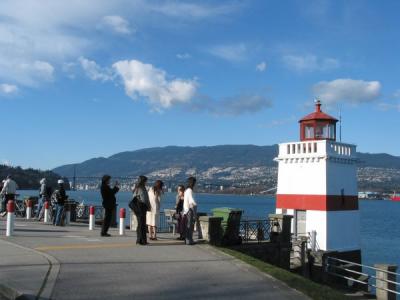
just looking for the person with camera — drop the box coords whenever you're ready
[100,175,120,237]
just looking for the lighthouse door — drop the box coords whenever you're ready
[295,210,307,236]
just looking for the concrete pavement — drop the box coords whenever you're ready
[0,218,309,299]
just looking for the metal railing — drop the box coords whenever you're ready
[157,211,172,233]
[76,205,104,220]
[239,219,272,243]
[325,257,400,296]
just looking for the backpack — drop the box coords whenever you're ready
[46,186,53,199]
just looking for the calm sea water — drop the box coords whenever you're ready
[18,190,400,269]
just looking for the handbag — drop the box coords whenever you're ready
[128,196,138,211]
[172,212,180,220]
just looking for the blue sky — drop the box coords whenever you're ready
[1,0,400,170]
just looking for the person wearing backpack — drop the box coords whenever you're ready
[100,175,120,237]
[53,179,67,226]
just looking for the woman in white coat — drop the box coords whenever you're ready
[146,180,164,240]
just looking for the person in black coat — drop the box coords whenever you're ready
[100,175,120,237]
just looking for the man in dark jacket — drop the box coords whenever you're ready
[100,175,120,237]
[53,180,67,226]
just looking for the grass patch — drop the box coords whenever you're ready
[219,247,350,300]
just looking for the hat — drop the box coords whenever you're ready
[40,178,46,184]
[57,179,64,184]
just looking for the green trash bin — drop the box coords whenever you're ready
[212,207,243,245]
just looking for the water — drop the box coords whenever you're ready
[17,190,400,270]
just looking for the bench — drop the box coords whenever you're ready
[164,209,177,235]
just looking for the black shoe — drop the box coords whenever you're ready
[101,233,111,237]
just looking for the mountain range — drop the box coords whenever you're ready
[53,145,400,192]
[1,165,67,190]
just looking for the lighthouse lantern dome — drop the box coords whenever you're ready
[299,100,338,141]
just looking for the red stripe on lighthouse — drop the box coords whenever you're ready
[276,194,358,211]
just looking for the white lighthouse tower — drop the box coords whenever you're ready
[275,100,360,260]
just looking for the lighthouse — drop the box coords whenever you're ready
[275,100,360,261]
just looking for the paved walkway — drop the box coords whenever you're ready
[0,218,308,299]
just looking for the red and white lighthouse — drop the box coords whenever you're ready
[275,101,360,259]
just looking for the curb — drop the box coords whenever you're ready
[0,239,60,300]
[0,283,28,300]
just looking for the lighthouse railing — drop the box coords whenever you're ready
[325,256,400,297]
[277,140,357,159]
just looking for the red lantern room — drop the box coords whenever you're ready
[299,100,338,141]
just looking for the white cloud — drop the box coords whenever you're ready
[260,116,297,128]
[148,2,241,19]
[189,93,272,116]
[0,1,91,86]
[0,1,239,88]
[208,43,247,62]
[0,83,18,95]
[312,79,381,105]
[283,54,339,72]
[176,53,191,59]
[113,60,197,109]
[62,62,78,79]
[256,61,267,72]
[29,61,54,81]
[78,57,113,81]
[101,15,133,35]
[393,90,400,98]
[0,60,55,86]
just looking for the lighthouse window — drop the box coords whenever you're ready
[315,125,323,138]
[328,124,335,139]
[305,125,314,139]
[314,123,335,139]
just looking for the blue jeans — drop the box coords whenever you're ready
[185,209,195,245]
[36,197,45,218]
[54,204,64,226]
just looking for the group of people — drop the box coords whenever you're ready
[2,173,199,245]
[37,178,68,226]
[100,175,198,245]
[0,175,68,226]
